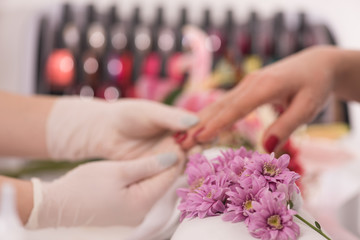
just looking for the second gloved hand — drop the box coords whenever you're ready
[46,98,199,161]
[26,149,183,228]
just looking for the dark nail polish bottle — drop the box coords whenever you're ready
[201,8,225,70]
[129,7,152,97]
[167,7,188,84]
[69,4,103,98]
[95,5,123,101]
[142,7,164,78]
[273,12,296,60]
[45,3,77,95]
[295,12,315,52]
[105,5,133,93]
[242,11,263,74]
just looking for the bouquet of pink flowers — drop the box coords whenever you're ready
[177,147,330,240]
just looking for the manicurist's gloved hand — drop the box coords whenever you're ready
[46,98,199,161]
[26,145,183,228]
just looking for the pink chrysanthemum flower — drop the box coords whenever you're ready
[210,147,252,179]
[185,153,214,188]
[178,174,229,221]
[223,176,267,223]
[248,191,300,240]
[243,153,300,191]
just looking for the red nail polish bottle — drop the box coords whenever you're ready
[45,4,77,95]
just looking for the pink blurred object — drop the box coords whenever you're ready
[297,138,354,173]
[181,26,212,93]
[233,113,262,146]
[136,76,178,101]
[175,90,225,112]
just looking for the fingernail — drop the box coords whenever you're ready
[181,115,199,128]
[274,105,284,115]
[193,127,205,141]
[175,132,188,144]
[173,131,182,139]
[264,135,279,153]
[157,152,178,168]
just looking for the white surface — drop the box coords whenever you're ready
[172,209,326,240]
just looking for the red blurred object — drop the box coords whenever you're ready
[142,52,161,76]
[280,140,304,191]
[46,49,75,88]
[117,52,133,89]
[282,140,304,176]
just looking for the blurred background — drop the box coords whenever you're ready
[1,0,360,239]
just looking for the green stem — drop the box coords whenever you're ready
[295,214,331,240]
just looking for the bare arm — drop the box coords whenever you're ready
[0,91,55,158]
[334,48,360,102]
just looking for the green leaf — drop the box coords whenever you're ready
[315,221,322,230]
[287,200,294,209]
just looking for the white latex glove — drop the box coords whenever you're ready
[26,149,184,229]
[46,97,199,161]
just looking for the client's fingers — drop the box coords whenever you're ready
[262,90,319,153]
[193,72,282,145]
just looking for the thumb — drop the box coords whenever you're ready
[120,152,179,185]
[146,102,199,131]
[263,91,317,153]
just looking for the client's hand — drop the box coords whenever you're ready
[181,46,339,152]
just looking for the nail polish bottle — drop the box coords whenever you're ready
[257,18,274,65]
[45,3,76,95]
[242,11,263,74]
[272,12,296,61]
[142,7,164,77]
[107,6,133,92]
[85,5,106,55]
[167,7,188,84]
[224,9,235,59]
[129,7,152,97]
[69,4,102,98]
[201,9,225,70]
[96,52,122,102]
[136,7,166,100]
[61,3,80,54]
[272,12,285,61]
[96,5,123,101]
[295,12,315,52]
[36,17,49,94]
[216,9,240,89]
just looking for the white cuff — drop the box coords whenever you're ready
[25,178,43,229]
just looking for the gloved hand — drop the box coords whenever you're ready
[26,140,184,228]
[46,98,199,161]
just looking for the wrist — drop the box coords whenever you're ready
[0,176,33,225]
[46,97,109,161]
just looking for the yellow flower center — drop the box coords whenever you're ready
[244,200,253,211]
[267,215,283,230]
[206,192,212,198]
[263,163,278,177]
[191,178,204,191]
